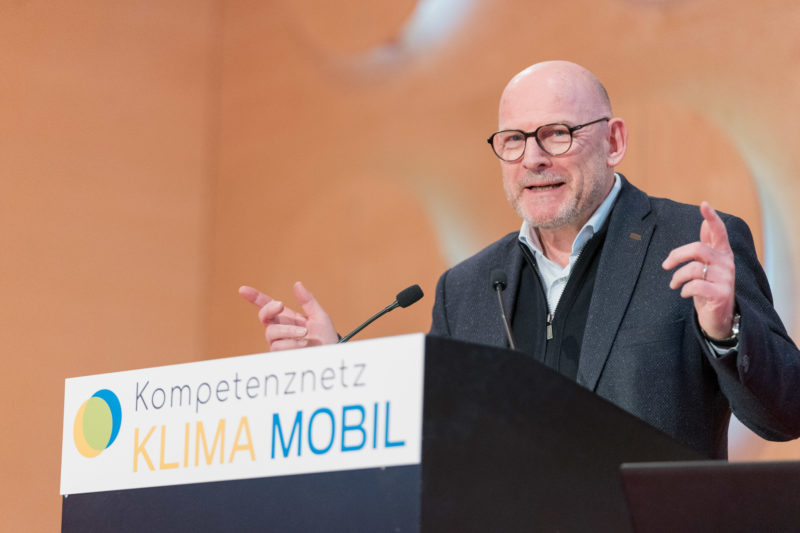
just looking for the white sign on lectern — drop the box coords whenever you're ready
[61,333,425,495]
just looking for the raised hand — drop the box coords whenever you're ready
[239,281,339,351]
[662,202,737,340]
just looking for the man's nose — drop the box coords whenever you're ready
[521,137,551,171]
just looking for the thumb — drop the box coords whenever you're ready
[293,281,326,318]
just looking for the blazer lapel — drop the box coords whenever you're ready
[503,241,525,332]
[577,177,655,391]
[484,236,525,348]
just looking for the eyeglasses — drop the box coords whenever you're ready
[487,117,610,161]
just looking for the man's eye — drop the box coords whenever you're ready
[547,127,569,137]
[539,127,569,142]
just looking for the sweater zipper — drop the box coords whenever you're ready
[520,244,557,343]
[519,224,602,345]
[538,247,587,343]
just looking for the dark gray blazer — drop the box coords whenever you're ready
[430,176,800,458]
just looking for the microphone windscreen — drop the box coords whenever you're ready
[396,284,424,308]
[490,268,508,290]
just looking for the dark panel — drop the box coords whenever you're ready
[421,336,702,533]
[62,465,421,532]
[622,460,800,533]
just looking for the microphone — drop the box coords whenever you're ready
[490,269,517,350]
[338,284,424,343]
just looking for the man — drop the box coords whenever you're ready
[240,61,800,458]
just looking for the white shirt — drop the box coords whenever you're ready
[518,173,622,314]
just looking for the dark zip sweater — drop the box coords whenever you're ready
[512,224,609,380]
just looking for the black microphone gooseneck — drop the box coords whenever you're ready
[338,284,424,343]
[490,269,517,350]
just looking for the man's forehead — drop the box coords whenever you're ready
[498,72,601,128]
[498,91,585,129]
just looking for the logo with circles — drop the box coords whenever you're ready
[73,389,122,458]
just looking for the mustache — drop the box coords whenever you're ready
[520,171,566,187]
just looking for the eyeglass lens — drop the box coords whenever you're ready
[493,124,573,160]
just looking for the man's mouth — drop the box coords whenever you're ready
[525,182,564,191]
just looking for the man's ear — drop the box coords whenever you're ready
[606,117,627,167]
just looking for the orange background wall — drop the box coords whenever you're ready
[2,1,799,529]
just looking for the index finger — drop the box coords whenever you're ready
[700,201,731,252]
[238,285,274,308]
[662,241,713,271]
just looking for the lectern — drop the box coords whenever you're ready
[62,334,701,532]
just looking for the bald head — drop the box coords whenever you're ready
[499,61,612,129]
[495,61,627,236]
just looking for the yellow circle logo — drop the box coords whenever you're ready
[73,389,122,458]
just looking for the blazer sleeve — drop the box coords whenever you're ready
[700,215,800,441]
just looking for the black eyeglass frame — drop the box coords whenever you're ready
[487,117,610,161]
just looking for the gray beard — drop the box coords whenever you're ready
[525,203,580,229]
[514,169,612,230]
